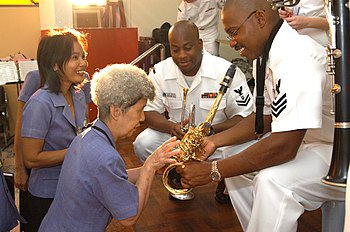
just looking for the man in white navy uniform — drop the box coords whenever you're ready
[133,20,253,201]
[134,20,252,162]
[176,0,345,231]
[177,0,226,56]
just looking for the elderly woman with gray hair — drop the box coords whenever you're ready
[39,64,180,232]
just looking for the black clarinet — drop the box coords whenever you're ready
[322,0,350,187]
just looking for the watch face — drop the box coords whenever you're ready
[211,172,220,181]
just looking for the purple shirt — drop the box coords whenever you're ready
[39,119,138,232]
[18,70,92,103]
[0,169,25,231]
[21,86,87,198]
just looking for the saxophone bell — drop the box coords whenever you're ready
[164,103,198,195]
[162,162,193,195]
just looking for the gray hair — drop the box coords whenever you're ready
[91,64,155,120]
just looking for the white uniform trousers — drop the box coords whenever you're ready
[133,128,222,162]
[222,138,345,232]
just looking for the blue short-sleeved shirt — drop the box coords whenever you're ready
[0,169,26,231]
[39,119,139,232]
[18,70,92,103]
[21,86,87,198]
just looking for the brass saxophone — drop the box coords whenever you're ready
[163,64,237,195]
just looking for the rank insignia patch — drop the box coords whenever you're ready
[272,93,287,118]
[236,95,251,106]
[234,86,251,106]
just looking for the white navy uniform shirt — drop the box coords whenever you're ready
[146,51,253,125]
[287,0,329,47]
[177,0,225,55]
[254,22,333,144]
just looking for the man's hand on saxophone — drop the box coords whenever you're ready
[196,137,217,161]
[177,160,212,188]
[170,118,190,139]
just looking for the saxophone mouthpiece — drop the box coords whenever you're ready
[219,64,237,94]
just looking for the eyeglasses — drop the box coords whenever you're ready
[226,10,258,41]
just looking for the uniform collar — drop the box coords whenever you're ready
[163,51,217,85]
[162,51,217,90]
[92,119,116,148]
[199,50,218,80]
[45,86,86,129]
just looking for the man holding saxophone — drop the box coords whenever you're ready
[177,0,346,231]
[133,20,253,201]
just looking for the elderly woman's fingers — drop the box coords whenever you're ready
[162,136,178,145]
[157,138,180,154]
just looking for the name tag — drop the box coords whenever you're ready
[163,92,176,98]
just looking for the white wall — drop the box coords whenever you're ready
[123,0,239,61]
[124,0,181,37]
[0,6,41,134]
[40,0,73,29]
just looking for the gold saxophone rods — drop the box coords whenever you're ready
[180,88,189,130]
[204,93,224,126]
[163,64,237,195]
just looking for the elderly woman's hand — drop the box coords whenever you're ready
[144,137,181,172]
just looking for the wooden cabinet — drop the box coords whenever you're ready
[81,28,138,121]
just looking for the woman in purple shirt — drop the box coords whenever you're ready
[14,70,91,231]
[39,64,180,232]
[20,28,89,232]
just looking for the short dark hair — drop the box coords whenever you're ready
[37,28,88,94]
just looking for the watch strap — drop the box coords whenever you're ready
[211,160,222,181]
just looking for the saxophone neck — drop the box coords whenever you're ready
[196,121,212,136]
[204,92,224,124]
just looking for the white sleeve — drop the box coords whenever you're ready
[224,67,253,118]
[177,2,186,21]
[144,67,166,114]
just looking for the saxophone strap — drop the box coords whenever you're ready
[255,19,283,135]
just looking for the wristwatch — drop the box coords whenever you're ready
[210,160,222,182]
